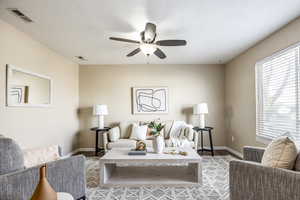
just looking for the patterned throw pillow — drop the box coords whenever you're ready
[261,137,298,169]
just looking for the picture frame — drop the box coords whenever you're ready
[132,86,169,114]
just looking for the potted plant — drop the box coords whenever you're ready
[148,120,165,154]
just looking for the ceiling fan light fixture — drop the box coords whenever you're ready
[140,43,157,56]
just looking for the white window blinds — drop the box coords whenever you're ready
[256,43,300,143]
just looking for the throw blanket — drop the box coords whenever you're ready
[166,121,191,147]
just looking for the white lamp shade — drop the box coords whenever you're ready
[93,104,108,115]
[193,103,208,115]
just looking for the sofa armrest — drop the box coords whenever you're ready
[183,124,198,149]
[230,160,300,200]
[243,146,265,162]
[193,129,198,149]
[0,155,86,200]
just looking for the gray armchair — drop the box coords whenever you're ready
[230,146,300,200]
[0,135,86,200]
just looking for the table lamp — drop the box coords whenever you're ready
[93,104,108,129]
[193,103,208,128]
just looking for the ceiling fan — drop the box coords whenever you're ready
[109,22,187,59]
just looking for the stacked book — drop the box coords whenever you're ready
[128,149,147,155]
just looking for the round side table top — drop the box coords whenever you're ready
[57,192,74,200]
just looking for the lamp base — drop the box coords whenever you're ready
[98,115,104,129]
[199,114,205,128]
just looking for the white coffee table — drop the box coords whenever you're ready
[99,147,202,186]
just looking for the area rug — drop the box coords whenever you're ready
[86,155,235,200]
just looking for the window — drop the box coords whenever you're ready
[256,43,300,143]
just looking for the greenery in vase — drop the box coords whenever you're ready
[148,121,165,137]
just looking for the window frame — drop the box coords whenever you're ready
[255,42,300,144]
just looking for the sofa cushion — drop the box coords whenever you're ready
[0,136,24,175]
[107,139,153,150]
[109,126,120,142]
[163,120,174,139]
[294,153,300,171]
[184,125,194,141]
[119,121,139,139]
[23,145,60,168]
[130,125,147,140]
[261,136,298,169]
[165,139,195,148]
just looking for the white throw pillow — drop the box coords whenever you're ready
[130,124,147,141]
[261,136,298,169]
[109,126,120,142]
[23,145,60,168]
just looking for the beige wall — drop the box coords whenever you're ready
[79,64,225,149]
[225,17,300,153]
[0,20,79,155]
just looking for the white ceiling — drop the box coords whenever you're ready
[0,0,300,64]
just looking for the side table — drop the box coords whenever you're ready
[193,126,214,156]
[90,127,111,156]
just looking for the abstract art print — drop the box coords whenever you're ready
[132,87,168,114]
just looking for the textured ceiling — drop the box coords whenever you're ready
[0,0,300,64]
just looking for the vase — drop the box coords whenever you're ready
[152,135,164,154]
[31,165,57,200]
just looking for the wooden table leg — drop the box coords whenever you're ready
[95,131,99,156]
[201,130,204,153]
[209,130,214,156]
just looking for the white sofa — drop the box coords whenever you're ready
[103,120,198,150]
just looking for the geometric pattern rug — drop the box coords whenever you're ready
[86,155,236,200]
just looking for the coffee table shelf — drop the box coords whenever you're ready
[99,148,202,186]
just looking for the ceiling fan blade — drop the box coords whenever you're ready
[154,48,166,59]
[109,37,140,44]
[127,48,141,57]
[156,40,187,46]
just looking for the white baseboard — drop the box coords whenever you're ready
[67,146,243,159]
[223,147,243,158]
[77,148,94,152]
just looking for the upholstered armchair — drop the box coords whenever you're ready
[0,135,86,200]
[229,146,300,200]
